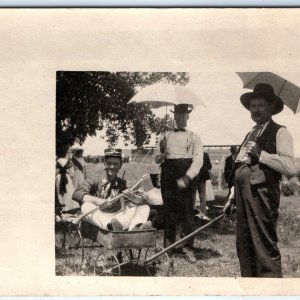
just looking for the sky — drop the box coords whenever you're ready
[75,72,300,156]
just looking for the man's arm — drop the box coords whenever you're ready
[186,133,204,180]
[224,157,231,183]
[207,154,212,171]
[72,177,99,205]
[259,127,295,176]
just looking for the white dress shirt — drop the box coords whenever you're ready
[155,128,203,180]
[228,120,295,200]
[236,120,295,176]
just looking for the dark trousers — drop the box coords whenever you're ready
[235,164,282,277]
[161,159,196,248]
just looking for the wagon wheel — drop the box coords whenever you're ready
[144,246,171,276]
[119,248,150,275]
[62,222,84,274]
[93,248,121,276]
[123,248,143,267]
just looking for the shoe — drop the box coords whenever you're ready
[111,218,123,231]
[170,247,185,256]
[183,249,197,263]
[140,221,152,230]
[195,212,211,221]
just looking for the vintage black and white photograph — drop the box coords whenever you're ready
[2,8,300,296]
[55,71,300,277]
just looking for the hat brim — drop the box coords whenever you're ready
[104,154,122,159]
[240,91,284,115]
[170,108,193,114]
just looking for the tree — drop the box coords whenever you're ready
[56,71,189,153]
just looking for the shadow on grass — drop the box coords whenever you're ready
[197,193,236,236]
[193,247,221,260]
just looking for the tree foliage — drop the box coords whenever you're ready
[56,71,189,152]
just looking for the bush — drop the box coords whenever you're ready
[281,176,300,196]
[281,182,294,196]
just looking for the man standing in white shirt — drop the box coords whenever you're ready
[225,83,295,277]
[155,104,203,261]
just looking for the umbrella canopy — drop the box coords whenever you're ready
[128,83,206,109]
[236,72,300,114]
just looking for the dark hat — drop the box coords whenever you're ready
[104,148,122,159]
[75,149,84,156]
[230,146,238,154]
[170,104,193,114]
[240,83,284,115]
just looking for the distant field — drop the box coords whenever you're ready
[56,162,300,277]
[85,162,161,187]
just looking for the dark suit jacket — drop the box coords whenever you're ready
[198,152,212,182]
[72,176,127,212]
[224,155,235,188]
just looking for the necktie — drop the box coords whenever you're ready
[245,124,263,143]
[101,182,111,199]
[174,128,186,132]
[239,124,263,164]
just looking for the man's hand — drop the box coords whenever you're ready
[160,138,167,153]
[97,199,111,210]
[223,187,236,215]
[246,141,261,161]
[177,175,191,189]
[223,198,235,215]
[122,188,134,202]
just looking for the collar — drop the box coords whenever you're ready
[174,127,187,132]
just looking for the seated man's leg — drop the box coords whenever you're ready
[112,206,136,230]
[128,205,150,230]
[81,202,114,229]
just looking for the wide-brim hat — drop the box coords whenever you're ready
[240,83,284,115]
[74,148,84,156]
[104,148,122,159]
[170,104,193,114]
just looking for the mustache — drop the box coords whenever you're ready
[251,112,261,118]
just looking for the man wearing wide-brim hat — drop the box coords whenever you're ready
[155,104,203,263]
[224,83,295,277]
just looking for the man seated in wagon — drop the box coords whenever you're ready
[72,148,152,231]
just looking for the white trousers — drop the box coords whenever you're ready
[81,202,150,231]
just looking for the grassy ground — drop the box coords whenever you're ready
[55,162,300,277]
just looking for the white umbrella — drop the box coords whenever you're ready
[128,82,207,109]
[236,72,300,114]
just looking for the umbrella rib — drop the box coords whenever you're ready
[277,80,287,97]
[244,73,262,88]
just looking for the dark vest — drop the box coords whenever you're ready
[255,119,284,183]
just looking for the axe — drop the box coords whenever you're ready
[72,174,153,225]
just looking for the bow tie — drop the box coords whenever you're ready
[174,128,186,132]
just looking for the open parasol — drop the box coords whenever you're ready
[236,72,300,114]
[128,82,206,109]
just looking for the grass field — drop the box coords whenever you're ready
[55,162,300,277]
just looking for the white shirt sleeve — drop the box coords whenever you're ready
[259,127,296,176]
[186,133,204,179]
